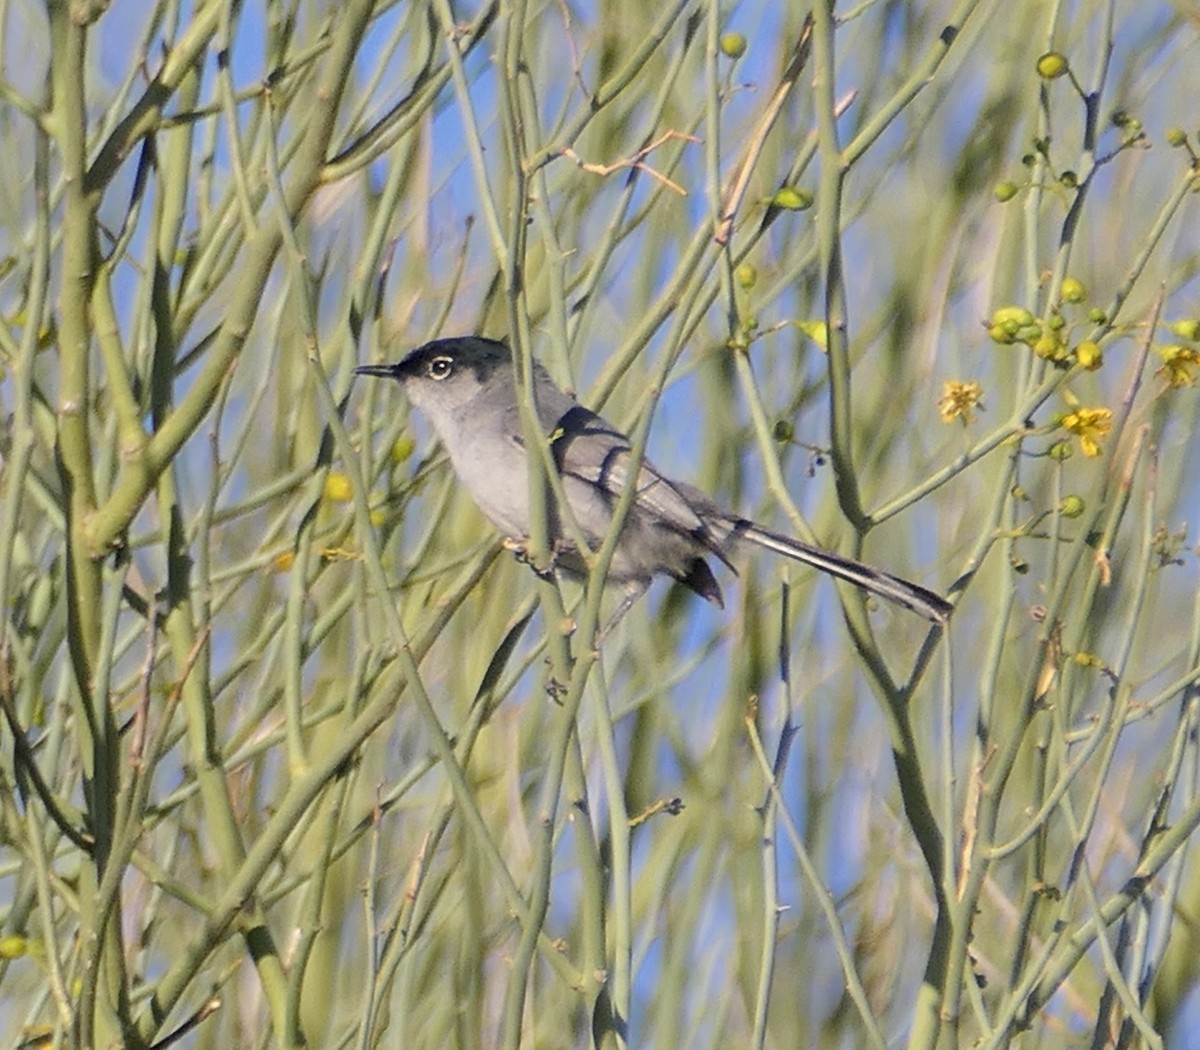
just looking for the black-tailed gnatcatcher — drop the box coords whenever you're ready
[356,337,951,625]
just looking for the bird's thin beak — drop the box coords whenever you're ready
[354,364,397,379]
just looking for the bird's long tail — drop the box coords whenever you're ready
[735,521,952,624]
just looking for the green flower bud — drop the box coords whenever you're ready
[720,33,747,59]
[992,306,1035,328]
[1075,340,1102,370]
[1036,52,1069,79]
[0,936,28,959]
[1059,495,1085,518]
[1061,277,1086,304]
[1168,320,1200,342]
[391,434,417,463]
[1034,334,1061,359]
[771,186,814,211]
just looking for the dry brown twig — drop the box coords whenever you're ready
[560,130,701,196]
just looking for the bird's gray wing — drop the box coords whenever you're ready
[544,403,735,567]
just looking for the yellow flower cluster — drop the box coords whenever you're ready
[986,294,1101,369]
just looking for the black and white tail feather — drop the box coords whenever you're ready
[729,520,951,624]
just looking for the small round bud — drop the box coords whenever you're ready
[736,262,758,289]
[1011,485,1028,502]
[771,186,814,211]
[773,419,794,442]
[1059,170,1078,189]
[1075,340,1102,370]
[719,32,747,59]
[1047,312,1066,331]
[324,472,353,502]
[1168,320,1200,341]
[1034,335,1060,359]
[992,306,1035,329]
[1060,277,1086,303]
[989,324,1016,344]
[994,181,1020,202]
[1088,307,1108,324]
[1036,52,1069,79]
[1166,127,1188,148]
[1059,495,1085,518]
[1048,440,1073,460]
[391,434,416,463]
[0,936,28,960]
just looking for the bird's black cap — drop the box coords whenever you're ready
[355,337,512,383]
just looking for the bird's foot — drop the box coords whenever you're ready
[503,537,564,581]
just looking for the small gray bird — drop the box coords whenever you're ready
[356,337,951,625]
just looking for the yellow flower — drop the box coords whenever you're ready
[1061,406,1113,457]
[938,380,984,424]
[1156,344,1200,388]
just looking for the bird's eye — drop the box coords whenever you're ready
[428,356,454,381]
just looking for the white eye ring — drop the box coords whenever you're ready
[428,356,454,380]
